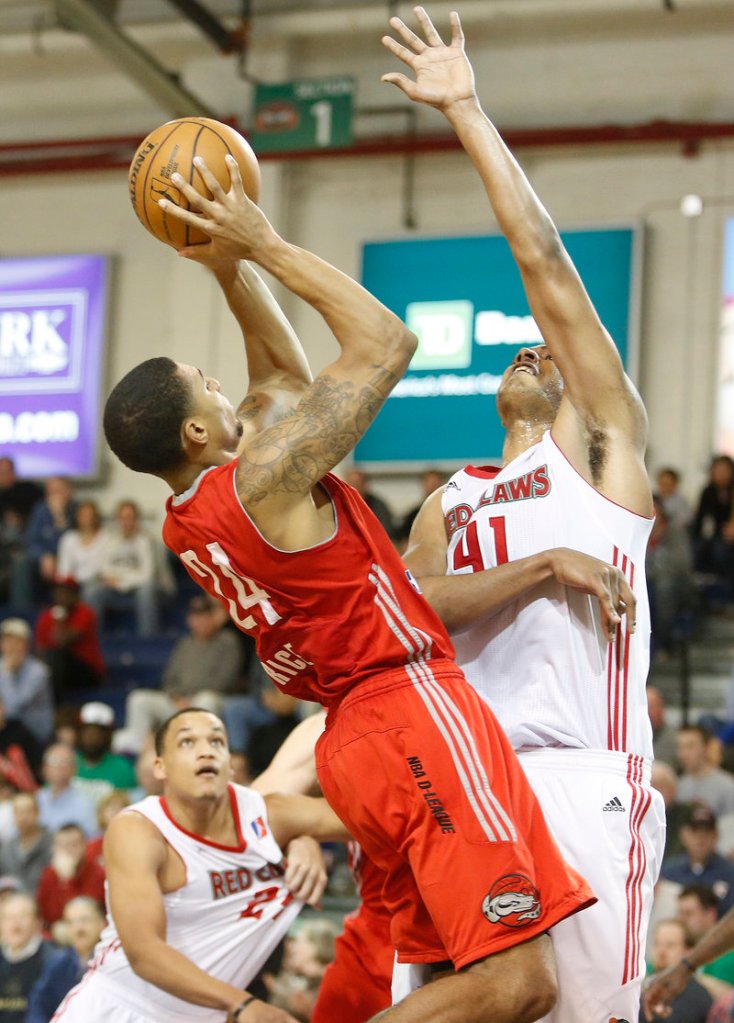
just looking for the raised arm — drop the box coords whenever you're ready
[403,488,636,641]
[162,157,417,528]
[104,812,296,1022]
[382,8,650,514]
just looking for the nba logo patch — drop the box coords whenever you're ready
[251,817,268,840]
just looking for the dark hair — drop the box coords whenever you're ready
[679,724,713,744]
[657,467,680,483]
[680,884,718,911]
[103,357,193,476]
[154,707,227,756]
[56,822,85,838]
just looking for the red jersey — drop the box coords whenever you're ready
[163,465,453,707]
[35,602,104,678]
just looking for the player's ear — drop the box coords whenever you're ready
[181,416,208,451]
[153,756,167,781]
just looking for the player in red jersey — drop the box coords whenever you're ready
[103,160,596,1022]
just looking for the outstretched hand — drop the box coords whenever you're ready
[160,156,279,265]
[381,6,477,111]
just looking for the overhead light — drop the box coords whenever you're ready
[680,194,703,217]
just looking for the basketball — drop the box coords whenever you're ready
[128,117,261,248]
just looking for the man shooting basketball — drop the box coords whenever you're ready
[383,9,665,1022]
[103,157,600,1021]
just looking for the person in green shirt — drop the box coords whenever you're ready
[678,884,734,986]
[75,701,136,793]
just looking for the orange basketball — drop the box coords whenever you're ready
[128,117,261,248]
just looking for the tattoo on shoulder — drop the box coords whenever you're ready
[237,366,397,503]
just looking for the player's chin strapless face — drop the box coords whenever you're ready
[164,716,231,797]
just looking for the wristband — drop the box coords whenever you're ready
[234,995,257,1020]
[680,957,696,973]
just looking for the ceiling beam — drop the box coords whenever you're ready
[54,0,215,117]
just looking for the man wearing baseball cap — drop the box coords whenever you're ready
[75,702,136,794]
[662,805,734,915]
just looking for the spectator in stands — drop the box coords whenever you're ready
[0,458,42,605]
[243,682,301,779]
[124,595,243,752]
[85,790,130,868]
[0,618,53,745]
[656,466,694,531]
[84,500,161,637]
[55,500,110,595]
[74,702,135,794]
[649,686,679,764]
[36,744,96,838]
[677,884,734,985]
[652,760,692,860]
[662,805,734,915]
[0,458,42,536]
[0,696,43,789]
[692,454,734,586]
[127,745,162,803]
[0,894,57,1023]
[9,477,76,610]
[284,919,339,983]
[344,469,397,541]
[647,494,696,656]
[36,823,105,928]
[645,918,713,1021]
[0,794,51,895]
[396,469,449,547]
[222,657,283,761]
[26,896,106,1023]
[676,725,734,817]
[34,577,104,702]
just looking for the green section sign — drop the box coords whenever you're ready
[251,77,355,153]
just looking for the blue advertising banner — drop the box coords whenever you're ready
[357,228,638,468]
[0,254,108,478]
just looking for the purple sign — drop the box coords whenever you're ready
[0,254,108,478]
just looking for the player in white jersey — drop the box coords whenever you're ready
[51,708,347,1023]
[384,9,665,1022]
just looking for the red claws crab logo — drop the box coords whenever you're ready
[482,874,542,928]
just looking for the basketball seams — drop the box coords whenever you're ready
[139,121,184,241]
[187,125,207,249]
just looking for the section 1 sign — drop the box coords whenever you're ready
[0,254,108,478]
[252,77,355,153]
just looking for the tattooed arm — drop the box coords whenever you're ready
[161,154,416,543]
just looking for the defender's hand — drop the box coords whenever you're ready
[283,836,328,907]
[641,963,690,1020]
[159,156,280,264]
[381,7,477,112]
[547,548,637,642]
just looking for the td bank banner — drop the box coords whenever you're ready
[357,228,638,468]
[0,254,108,478]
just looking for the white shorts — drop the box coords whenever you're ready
[392,748,665,1023]
[51,971,226,1023]
[51,972,149,1023]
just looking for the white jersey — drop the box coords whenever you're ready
[81,784,301,1023]
[443,430,654,757]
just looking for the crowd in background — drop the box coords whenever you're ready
[0,451,733,1021]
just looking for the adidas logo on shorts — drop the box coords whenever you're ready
[603,796,625,812]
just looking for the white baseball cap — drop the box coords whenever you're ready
[79,702,115,728]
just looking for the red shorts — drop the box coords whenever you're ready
[310,907,393,1023]
[316,661,595,971]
